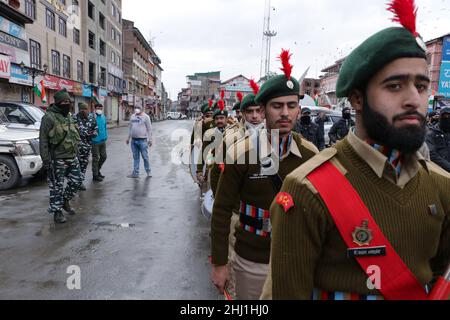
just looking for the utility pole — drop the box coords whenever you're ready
[260,0,277,78]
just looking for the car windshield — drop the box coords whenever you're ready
[22,105,45,123]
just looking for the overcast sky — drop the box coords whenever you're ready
[123,0,450,99]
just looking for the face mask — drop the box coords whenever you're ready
[135,109,142,114]
[59,103,71,117]
[300,116,311,125]
[96,110,103,115]
[440,117,450,133]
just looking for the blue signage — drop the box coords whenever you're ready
[82,84,93,97]
[443,37,450,62]
[438,61,450,98]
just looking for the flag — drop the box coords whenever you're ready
[33,80,47,104]
[91,87,100,105]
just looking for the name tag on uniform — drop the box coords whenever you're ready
[248,173,269,180]
[347,246,387,258]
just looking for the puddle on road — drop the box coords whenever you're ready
[0,191,30,202]
[92,222,136,229]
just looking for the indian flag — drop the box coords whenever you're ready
[33,80,47,104]
[92,87,100,105]
[428,90,436,110]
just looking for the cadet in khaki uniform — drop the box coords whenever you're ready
[192,101,215,188]
[209,84,266,300]
[210,50,319,300]
[40,89,82,223]
[262,0,450,300]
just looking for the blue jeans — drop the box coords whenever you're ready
[131,138,150,175]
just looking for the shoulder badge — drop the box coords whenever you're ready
[276,192,295,213]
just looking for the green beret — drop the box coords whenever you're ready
[78,102,88,110]
[240,94,258,112]
[336,27,427,98]
[202,103,213,114]
[54,89,72,104]
[213,109,228,119]
[255,75,300,105]
[232,102,241,111]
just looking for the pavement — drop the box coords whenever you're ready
[0,119,218,300]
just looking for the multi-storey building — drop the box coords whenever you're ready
[82,0,123,122]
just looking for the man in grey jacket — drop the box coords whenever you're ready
[126,106,153,178]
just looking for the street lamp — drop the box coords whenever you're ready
[19,62,48,104]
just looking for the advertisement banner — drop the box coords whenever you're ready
[438,61,450,98]
[0,53,10,79]
[442,36,450,62]
[0,16,26,40]
[9,63,32,85]
[40,75,84,96]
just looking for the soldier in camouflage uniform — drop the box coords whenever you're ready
[39,89,82,224]
[74,102,98,191]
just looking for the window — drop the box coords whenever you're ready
[46,9,55,31]
[89,62,96,83]
[52,50,60,75]
[99,13,105,29]
[112,4,116,17]
[73,28,80,45]
[77,61,83,82]
[99,39,106,56]
[89,31,96,50]
[25,0,36,19]
[59,18,67,37]
[111,51,115,63]
[88,1,95,20]
[111,28,116,41]
[63,55,71,78]
[30,39,41,69]
[99,67,106,86]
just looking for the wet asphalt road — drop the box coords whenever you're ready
[0,120,218,300]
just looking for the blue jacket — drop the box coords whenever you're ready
[92,114,108,145]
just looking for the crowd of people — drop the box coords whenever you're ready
[39,90,153,223]
[190,0,449,301]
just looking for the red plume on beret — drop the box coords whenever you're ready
[249,80,259,95]
[218,100,225,111]
[236,92,243,102]
[208,99,213,108]
[279,49,293,80]
[387,0,419,37]
[220,90,225,100]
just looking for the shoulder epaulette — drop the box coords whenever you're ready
[426,161,450,179]
[287,148,338,185]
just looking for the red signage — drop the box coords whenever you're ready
[43,75,83,96]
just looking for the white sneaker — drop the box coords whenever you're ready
[146,171,152,177]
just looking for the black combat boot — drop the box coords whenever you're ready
[54,211,67,224]
[93,175,103,182]
[63,199,76,215]
[99,172,105,179]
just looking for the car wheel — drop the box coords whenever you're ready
[0,155,20,191]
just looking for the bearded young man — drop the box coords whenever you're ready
[262,0,449,300]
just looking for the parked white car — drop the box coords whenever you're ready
[0,101,45,132]
[167,112,182,120]
[0,125,43,190]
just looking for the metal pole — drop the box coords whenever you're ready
[31,73,35,104]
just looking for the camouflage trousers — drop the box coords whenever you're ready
[47,158,82,215]
[78,145,91,181]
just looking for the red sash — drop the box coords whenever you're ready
[307,162,428,300]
